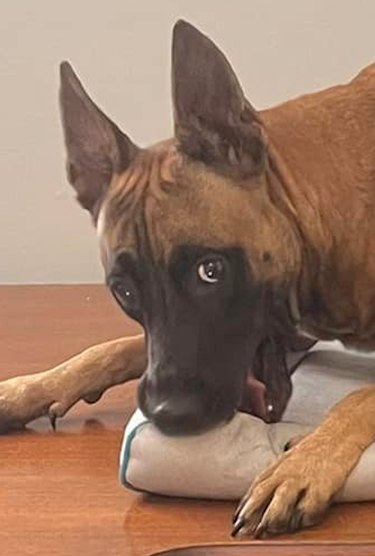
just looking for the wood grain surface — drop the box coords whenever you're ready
[0,285,374,556]
[154,543,375,556]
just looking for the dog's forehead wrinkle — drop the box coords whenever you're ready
[100,144,174,243]
[99,142,301,285]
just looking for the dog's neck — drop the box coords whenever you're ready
[262,66,375,349]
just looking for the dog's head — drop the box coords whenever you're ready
[59,21,306,435]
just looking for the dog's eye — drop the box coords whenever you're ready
[111,279,141,319]
[197,258,225,284]
[114,284,134,304]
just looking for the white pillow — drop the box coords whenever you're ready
[119,342,375,502]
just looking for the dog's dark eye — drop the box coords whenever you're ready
[111,278,141,319]
[197,258,226,284]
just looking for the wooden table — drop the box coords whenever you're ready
[0,285,374,556]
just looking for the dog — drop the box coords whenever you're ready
[0,20,374,537]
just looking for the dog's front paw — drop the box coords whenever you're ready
[232,433,350,538]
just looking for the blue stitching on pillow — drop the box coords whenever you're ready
[119,420,150,492]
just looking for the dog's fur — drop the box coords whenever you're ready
[1,20,374,536]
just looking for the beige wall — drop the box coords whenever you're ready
[2,0,375,283]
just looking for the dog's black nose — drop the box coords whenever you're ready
[144,396,207,435]
[137,371,237,435]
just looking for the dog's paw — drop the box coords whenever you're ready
[232,433,347,538]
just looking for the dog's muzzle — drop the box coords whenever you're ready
[137,370,238,436]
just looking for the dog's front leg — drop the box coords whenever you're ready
[233,384,375,537]
[0,335,146,432]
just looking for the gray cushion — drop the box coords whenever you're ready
[119,341,375,501]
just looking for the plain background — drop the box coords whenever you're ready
[2,0,375,283]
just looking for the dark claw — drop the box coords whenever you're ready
[254,523,266,539]
[289,509,304,532]
[231,516,245,537]
[49,413,57,431]
[284,440,292,452]
[233,497,247,524]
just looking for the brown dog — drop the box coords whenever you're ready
[0,20,374,537]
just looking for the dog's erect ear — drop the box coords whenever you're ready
[172,21,266,179]
[59,62,138,215]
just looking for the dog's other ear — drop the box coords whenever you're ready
[59,62,138,216]
[172,21,266,180]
